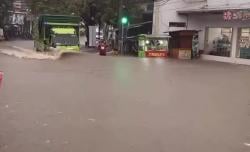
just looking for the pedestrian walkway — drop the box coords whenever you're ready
[0,40,59,59]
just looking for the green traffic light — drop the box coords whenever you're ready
[121,17,128,24]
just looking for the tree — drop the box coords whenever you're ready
[27,0,150,27]
[28,0,83,15]
[27,0,152,45]
[0,0,13,28]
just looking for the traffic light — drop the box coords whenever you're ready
[121,5,129,25]
[121,16,128,25]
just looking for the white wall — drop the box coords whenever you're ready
[153,0,250,64]
[153,0,206,34]
[153,0,250,51]
[153,0,250,34]
[152,0,207,49]
[207,0,249,6]
[207,0,227,6]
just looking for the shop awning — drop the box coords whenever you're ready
[164,30,201,33]
[177,4,250,14]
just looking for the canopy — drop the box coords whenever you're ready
[138,34,170,40]
[39,15,80,26]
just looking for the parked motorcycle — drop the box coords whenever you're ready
[98,41,108,56]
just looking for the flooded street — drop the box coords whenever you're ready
[0,41,250,152]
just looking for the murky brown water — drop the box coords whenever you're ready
[0,41,250,152]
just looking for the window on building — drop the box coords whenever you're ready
[238,28,250,59]
[205,28,232,57]
[169,22,186,28]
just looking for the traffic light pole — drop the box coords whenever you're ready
[119,0,128,55]
[121,24,124,55]
[118,0,123,54]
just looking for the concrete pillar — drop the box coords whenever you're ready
[153,5,160,34]
[231,27,238,59]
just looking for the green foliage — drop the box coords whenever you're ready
[28,0,151,27]
[101,0,119,26]
[28,0,85,15]
[0,0,13,27]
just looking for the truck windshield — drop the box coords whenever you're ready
[52,34,79,46]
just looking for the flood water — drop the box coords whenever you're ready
[0,40,250,152]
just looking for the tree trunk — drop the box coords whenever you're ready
[85,25,89,47]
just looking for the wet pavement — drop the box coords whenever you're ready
[0,40,34,50]
[0,40,250,152]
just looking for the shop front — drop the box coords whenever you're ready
[238,27,250,59]
[138,34,170,58]
[205,27,232,57]
[177,8,250,65]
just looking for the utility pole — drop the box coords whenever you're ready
[121,21,124,55]
[119,0,129,55]
[118,0,123,54]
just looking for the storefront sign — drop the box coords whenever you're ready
[224,10,250,21]
[146,51,167,57]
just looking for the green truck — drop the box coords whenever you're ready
[33,15,81,53]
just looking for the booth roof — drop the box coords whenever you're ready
[139,34,171,38]
[164,30,201,33]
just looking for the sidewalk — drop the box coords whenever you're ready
[81,46,98,53]
[0,40,59,60]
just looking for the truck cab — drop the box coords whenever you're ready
[34,15,81,53]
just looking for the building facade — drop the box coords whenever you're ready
[153,0,250,65]
[5,0,32,39]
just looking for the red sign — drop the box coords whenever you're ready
[224,10,250,21]
[146,51,168,57]
[224,11,233,21]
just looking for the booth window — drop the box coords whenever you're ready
[146,39,168,51]
[238,28,250,59]
[205,28,232,57]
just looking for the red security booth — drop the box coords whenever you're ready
[168,30,199,59]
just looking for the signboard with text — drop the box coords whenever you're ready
[224,10,250,21]
[145,51,168,57]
